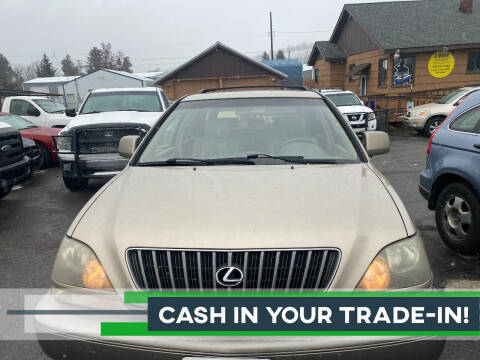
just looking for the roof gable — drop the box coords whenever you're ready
[307,41,346,66]
[155,42,286,84]
[333,0,480,51]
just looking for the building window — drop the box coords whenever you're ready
[360,75,367,96]
[467,52,480,73]
[314,69,319,83]
[348,64,356,83]
[392,56,415,87]
[378,59,388,88]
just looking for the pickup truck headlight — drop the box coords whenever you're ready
[410,110,427,118]
[52,237,113,291]
[367,112,376,121]
[356,234,431,290]
[53,135,73,153]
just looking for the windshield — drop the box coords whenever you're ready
[80,91,163,114]
[0,114,37,129]
[325,93,363,107]
[138,98,359,165]
[436,89,469,104]
[32,99,66,113]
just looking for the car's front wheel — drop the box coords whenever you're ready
[424,116,444,137]
[435,182,480,255]
[35,142,51,169]
[63,176,88,191]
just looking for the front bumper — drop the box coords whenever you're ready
[403,116,427,130]
[38,333,445,360]
[34,283,444,360]
[58,153,128,179]
[0,156,31,187]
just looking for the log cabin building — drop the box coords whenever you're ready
[308,0,480,114]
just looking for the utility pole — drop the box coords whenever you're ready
[269,12,274,60]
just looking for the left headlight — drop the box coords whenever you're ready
[356,233,431,291]
[367,112,376,121]
[53,135,73,153]
[52,237,113,291]
[411,110,427,118]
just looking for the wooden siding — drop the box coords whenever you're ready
[337,16,377,56]
[313,59,345,89]
[162,75,281,100]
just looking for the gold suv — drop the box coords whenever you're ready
[36,89,443,360]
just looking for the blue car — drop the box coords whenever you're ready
[420,91,480,255]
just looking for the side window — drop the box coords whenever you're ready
[9,99,36,116]
[450,106,480,134]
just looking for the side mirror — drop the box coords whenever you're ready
[27,107,41,116]
[364,131,390,157]
[65,108,77,117]
[119,135,141,159]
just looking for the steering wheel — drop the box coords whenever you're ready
[277,138,319,153]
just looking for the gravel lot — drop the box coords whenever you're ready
[0,131,479,359]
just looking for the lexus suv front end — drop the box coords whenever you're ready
[36,89,443,359]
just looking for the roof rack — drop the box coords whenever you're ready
[199,85,309,94]
[0,89,63,97]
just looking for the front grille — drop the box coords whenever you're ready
[346,113,366,123]
[0,133,23,168]
[127,248,341,291]
[75,126,148,154]
[406,112,411,118]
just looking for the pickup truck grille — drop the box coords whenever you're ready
[75,126,148,154]
[0,132,23,168]
[127,248,341,291]
[346,113,366,123]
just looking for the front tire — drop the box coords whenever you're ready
[0,183,11,199]
[63,176,88,191]
[424,117,444,137]
[35,142,51,169]
[435,183,480,255]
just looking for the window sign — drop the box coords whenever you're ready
[393,57,415,87]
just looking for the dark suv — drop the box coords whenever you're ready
[419,91,480,254]
[0,123,31,199]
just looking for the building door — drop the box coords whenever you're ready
[360,75,367,96]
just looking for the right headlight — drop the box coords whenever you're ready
[52,237,113,291]
[356,233,431,291]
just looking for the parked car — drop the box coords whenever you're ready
[404,86,480,137]
[0,122,31,199]
[419,91,480,255]
[55,87,168,191]
[37,89,443,360]
[321,89,377,133]
[21,137,40,177]
[1,96,70,128]
[0,113,60,169]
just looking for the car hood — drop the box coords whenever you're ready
[336,105,372,114]
[20,127,60,137]
[60,111,163,133]
[70,164,409,288]
[410,102,452,113]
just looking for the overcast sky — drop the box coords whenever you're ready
[3,0,403,73]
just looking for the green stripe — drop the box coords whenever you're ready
[124,291,480,303]
[101,322,480,337]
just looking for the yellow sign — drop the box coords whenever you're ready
[428,51,455,78]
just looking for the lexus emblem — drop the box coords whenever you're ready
[215,266,243,287]
[1,145,12,152]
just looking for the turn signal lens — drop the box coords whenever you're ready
[82,257,113,290]
[357,257,391,290]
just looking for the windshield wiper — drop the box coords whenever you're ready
[139,158,215,166]
[82,111,101,114]
[138,157,255,167]
[116,109,150,112]
[246,154,339,164]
